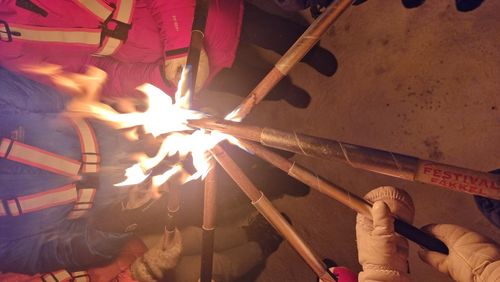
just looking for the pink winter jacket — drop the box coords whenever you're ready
[0,0,243,97]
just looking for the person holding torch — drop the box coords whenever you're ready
[0,65,288,281]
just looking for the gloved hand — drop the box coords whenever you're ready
[131,228,182,282]
[418,224,500,282]
[356,186,415,282]
[163,48,209,92]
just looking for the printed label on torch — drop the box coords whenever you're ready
[415,161,500,199]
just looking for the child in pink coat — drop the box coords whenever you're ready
[0,0,243,97]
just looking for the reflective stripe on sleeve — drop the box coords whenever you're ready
[68,118,100,173]
[76,188,96,203]
[114,0,134,24]
[7,200,20,216]
[41,273,59,282]
[41,269,90,282]
[43,269,72,282]
[0,184,77,217]
[18,184,77,214]
[0,138,12,157]
[1,1,135,55]
[0,138,81,177]
[94,0,135,56]
[94,36,123,56]
[7,24,101,46]
[67,188,96,219]
[73,271,91,282]
[74,0,114,22]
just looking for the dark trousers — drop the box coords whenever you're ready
[208,2,336,106]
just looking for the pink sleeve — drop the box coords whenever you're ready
[144,0,195,60]
[87,57,176,98]
[0,273,39,282]
[332,267,358,282]
[203,0,244,80]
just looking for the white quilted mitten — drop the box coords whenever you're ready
[131,229,182,282]
[356,186,415,282]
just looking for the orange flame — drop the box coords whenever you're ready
[28,64,233,187]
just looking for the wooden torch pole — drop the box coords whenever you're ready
[186,1,212,279]
[188,118,500,200]
[180,0,209,102]
[165,185,180,240]
[200,159,217,282]
[238,140,449,254]
[165,0,210,268]
[229,0,353,120]
[209,145,337,282]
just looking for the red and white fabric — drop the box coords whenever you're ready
[1,0,134,56]
[0,0,243,98]
[0,118,100,219]
[0,238,147,282]
[41,270,90,282]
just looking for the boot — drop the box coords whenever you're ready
[302,45,338,77]
[455,0,484,12]
[268,77,311,109]
[401,0,425,9]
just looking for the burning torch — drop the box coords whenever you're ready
[175,1,216,281]
[188,118,500,200]
[55,0,466,278]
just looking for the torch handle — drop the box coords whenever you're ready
[188,118,500,200]
[394,219,449,254]
[200,160,217,282]
[236,139,449,254]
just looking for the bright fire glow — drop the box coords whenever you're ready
[29,64,238,187]
[86,83,204,137]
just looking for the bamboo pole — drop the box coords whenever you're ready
[188,118,500,200]
[163,0,210,270]
[209,145,336,282]
[183,0,209,100]
[165,185,180,239]
[200,159,217,282]
[228,0,353,121]
[165,0,210,237]
[239,140,449,254]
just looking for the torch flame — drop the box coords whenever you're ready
[29,64,234,187]
[115,163,151,187]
